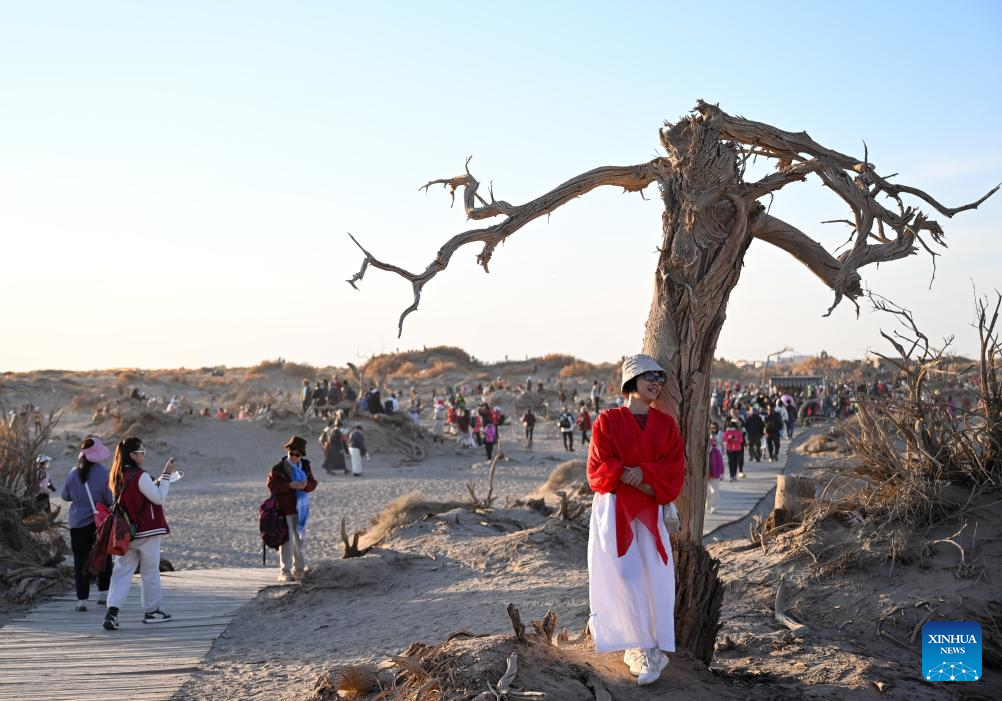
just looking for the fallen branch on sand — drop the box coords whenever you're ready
[774,575,809,636]
[467,439,501,509]
[340,518,374,559]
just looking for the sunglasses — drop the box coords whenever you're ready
[288,451,302,458]
[131,449,146,455]
[639,371,668,384]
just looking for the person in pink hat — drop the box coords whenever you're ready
[60,437,114,611]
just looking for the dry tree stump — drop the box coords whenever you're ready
[775,475,816,521]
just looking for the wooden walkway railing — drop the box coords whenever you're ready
[0,567,279,701]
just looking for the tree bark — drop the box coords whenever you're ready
[642,108,756,664]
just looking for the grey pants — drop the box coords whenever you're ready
[279,515,304,575]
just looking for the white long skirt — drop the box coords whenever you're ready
[587,492,676,653]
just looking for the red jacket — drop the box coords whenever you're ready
[587,406,685,564]
[267,458,318,516]
[118,467,170,539]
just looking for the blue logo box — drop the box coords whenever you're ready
[922,621,981,682]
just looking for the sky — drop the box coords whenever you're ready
[2,1,1001,372]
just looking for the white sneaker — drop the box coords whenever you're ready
[636,648,668,686]
[623,648,644,676]
[277,572,294,582]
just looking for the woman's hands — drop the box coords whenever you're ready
[289,480,307,489]
[621,466,643,486]
[621,466,655,497]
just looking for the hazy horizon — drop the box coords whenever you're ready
[3,2,1000,373]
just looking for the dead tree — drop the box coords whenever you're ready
[346,101,997,661]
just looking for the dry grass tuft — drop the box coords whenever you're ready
[365,492,467,545]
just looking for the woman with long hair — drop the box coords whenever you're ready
[102,436,177,631]
[60,437,114,611]
[587,354,685,686]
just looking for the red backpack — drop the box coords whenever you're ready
[259,495,289,564]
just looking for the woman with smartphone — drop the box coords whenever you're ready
[102,436,178,631]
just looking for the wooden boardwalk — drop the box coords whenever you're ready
[0,567,279,701]
[702,427,808,539]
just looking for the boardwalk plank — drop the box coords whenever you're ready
[0,567,277,701]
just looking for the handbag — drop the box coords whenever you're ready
[107,507,136,556]
[83,482,112,528]
[83,474,136,574]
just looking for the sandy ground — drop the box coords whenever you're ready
[44,414,571,572]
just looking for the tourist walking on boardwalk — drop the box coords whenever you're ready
[347,425,368,475]
[744,407,764,463]
[267,436,317,581]
[558,407,575,452]
[783,397,797,438]
[103,437,177,630]
[723,421,745,481]
[61,437,114,612]
[590,380,602,413]
[521,407,536,448]
[587,354,685,686]
[765,405,784,461]
[483,419,498,461]
[706,422,725,513]
[319,419,349,475]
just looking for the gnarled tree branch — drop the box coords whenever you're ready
[347,159,665,336]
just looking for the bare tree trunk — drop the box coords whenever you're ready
[643,109,759,664]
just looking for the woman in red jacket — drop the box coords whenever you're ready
[587,354,685,687]
[267,435,318,581]
[103,436,177,631]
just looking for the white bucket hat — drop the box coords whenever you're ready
[620,354,667,393]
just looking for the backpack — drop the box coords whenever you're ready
[259,495,289,564]
[558,415,571,429]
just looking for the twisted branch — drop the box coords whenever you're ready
[347,159,665,336]
[698,99,998,313]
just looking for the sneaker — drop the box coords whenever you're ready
[277,572,294,582]
[730,477,736,482]
[75,603,87,612]
[636,648,669,686]
[623,648,644,676]
[103,612,119,630]
[143,609,172,624]
[738,472,746,479]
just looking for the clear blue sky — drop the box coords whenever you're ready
[2,1,1000,371]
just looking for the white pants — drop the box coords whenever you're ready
[409,411,420,425]
[707,477,720,510]
[588,493,675,653]
[279,515,304,575]
[349,447,363,475]
[107,535,162,613]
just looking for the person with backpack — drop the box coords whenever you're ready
[765,405,784,461]
[743,407,765,463]
[103,436,177,630]
[61,437,114,612]
[722,421,745,482]
[267,436,317,581]
[557,407,575,452]
[521,407,537,448]
[483,420,498,461]
[587,354,685,686]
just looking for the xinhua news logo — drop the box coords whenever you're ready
[922,621,981,682]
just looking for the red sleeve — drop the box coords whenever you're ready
[587,414,624,493]
[638,415,686,505]
[267,468,290,495]
[304,466,318,493]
